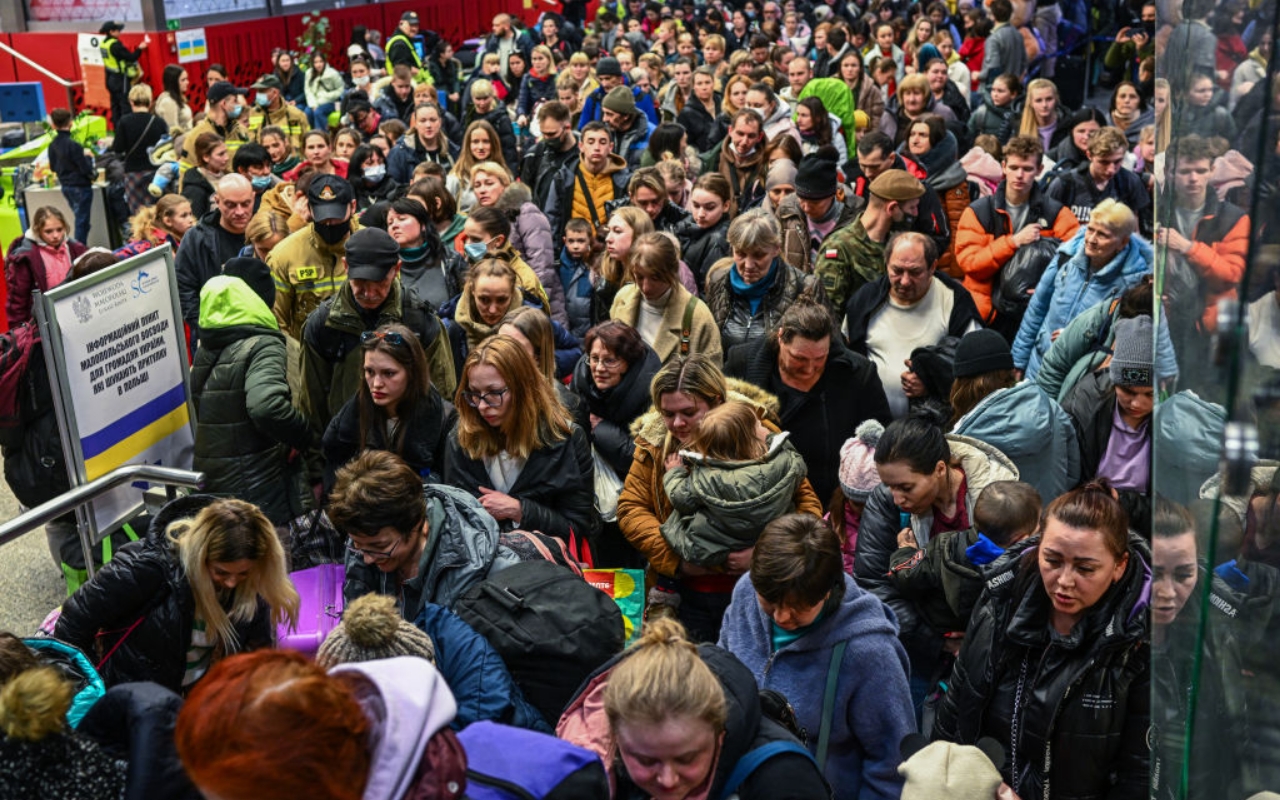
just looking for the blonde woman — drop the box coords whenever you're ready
[447,120,507,213]
[1018,78,1065,151]
[566,52,600,103]
[55,498,299,693]
[597,206,655,319]
[516,44,559,130]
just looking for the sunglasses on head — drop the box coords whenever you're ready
[361,330,408,346]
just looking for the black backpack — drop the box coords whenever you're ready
[455,561,624,726]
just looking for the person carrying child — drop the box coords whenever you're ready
[659,400,809,569]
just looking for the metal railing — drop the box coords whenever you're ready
[0,41,84,111]
[0,465,204,577]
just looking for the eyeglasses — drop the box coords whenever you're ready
[588,355,622,370]
[346,537,400,561]
[361,330,408,346]
[463,387,509,408]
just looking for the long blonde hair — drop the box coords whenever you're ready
[128,195,191,245]
[454,335,572,459]
[168,499,299,651]
[1018,78,1060,139]
[600,206,654,286]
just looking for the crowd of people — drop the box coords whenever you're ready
[6,0,1280,797]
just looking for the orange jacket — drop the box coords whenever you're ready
[954,184,1080,322]
[1183,197,1250,332]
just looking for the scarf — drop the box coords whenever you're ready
[729,258,780,314]
[400,241,431,269]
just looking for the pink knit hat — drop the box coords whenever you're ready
[839,419,885,502]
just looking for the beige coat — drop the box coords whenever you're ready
[610,282,722,368]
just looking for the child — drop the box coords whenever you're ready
[831,419,885,575]
[888,480,1042,635]
[559,218,596,338]
[46,108,96,245]
[660,401,809,569]
[969,73,1023,145]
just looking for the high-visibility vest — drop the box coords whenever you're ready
[100,38,140,80]
[386,32,422,68]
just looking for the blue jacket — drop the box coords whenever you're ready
[415,602,552,733]
[952,381,1081,504]
[718,573,915,800]
[1012,227,1153,378]
[577,84,660,129]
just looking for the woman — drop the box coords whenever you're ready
[386,197,464,311]
[498,305,581,385]
[242,210,288,262]
[560,617,829,799]
[190,269,313,524]
[5,206,86,324]
[472,168,561,323]
[444,335,599,544]
[677,66,725,155]
[1047,107,1106,176]
[570,319,662,485]
[54,497,299,693]
[458,205,551,314]
[406,174,464,241]
[332,128,360,161]
[718,74,753,129]
[286,130,348,180]
[180,132,227,220]
[261,125,301,178]
[274,51,306,110]
[504,52,529,108]
[923,57,971,126]
[718,515,915,798]
[566,52,599,106]
[795,96,847,163]
[902,114,972,276]
[117,194,194,260]
[933,483,1150,800]
[595,206,654,327]
[1107,80,1154,148]
[155,64,192,133]
[304,53,345,130]
[1018,78,1066,152]
[112,84,167,213]
[463,81,519,177]
[904,17,936,73]
[705,208,825,353]
[427,40,464,114]
[323,323,453,488]
[347,143,400,210]
[516,45,558,131]
[838,50,885,133]
[958,8,990,94]
[609,231,722,367]
[932,31,972,100]
[388,102,457,184]
[880,73,957,148]
[675,172,733,292]
[1176,72,1238,142]
[442,259,525,372]
[854,416,1018,717]
[1011,199,1151,380]
[617,354,824,642]
[745,83,799,145]
[447,121,507,213]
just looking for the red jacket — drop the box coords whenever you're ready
[4,233,87,325]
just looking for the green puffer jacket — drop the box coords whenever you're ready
[660,432,808,568]
[191,276,314,525]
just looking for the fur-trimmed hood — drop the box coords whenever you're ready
[629,378,782,448]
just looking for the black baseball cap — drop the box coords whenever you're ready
[344,228,402,280]
[307,175,356,223]
[207,81,247,106]
[401,11,420,23]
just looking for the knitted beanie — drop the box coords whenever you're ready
[603,85,637,116]
[839,419,885,502]
[795,153,838,199]
[766,158,798,192]
[222,256,275,311]
[899,738,1004,800]
[1109,315,1154,387]
[315,594,436,668]
[952,328,1014,378]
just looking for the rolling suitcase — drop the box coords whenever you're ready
[277,563,345,657]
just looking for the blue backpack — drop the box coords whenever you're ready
[458,720,610,799]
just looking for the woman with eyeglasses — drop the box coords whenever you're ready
[322,323,456,491]
[444,335,600,547]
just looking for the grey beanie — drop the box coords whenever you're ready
[1109,315,1154,387]
[316,593,435,668]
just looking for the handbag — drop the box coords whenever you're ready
[592,446,623,523]
[284,508,344,570]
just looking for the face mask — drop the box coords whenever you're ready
[315,219,350,246]
[251,175,273,191]
[464,240,491,262]
[363,164,386,183]
[256,94,270,108]
[228,103,243,119]
[354,75,371,87]
[1142,20,1155,37]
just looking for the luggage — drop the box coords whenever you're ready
[278,563,345,656]
[458,720,609,799]
[455,561,624,725]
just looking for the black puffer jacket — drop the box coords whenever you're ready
[54,495,275,693]
[569,345,663,478]
[443,424,601,544]
[933,536,1151,800]
[674,217,731,293]
[322,387,456,489]
[78,682,202,800]
[725,339,891,502]
[705,258,826,352]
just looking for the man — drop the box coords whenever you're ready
[98,21,147,126]
[843,131,951,261]
[578,57,659,129]
[718,109,769,217]
[607,168,691,234]
[1156,134,1250,393]
[776,153,858,273]
[979,0,1026,92]
[246,74,309,154]
[183,81,249,161]
[231,142,276,212]
[601,85,655,170]
[523,102,580,212]
[46,108,95,245]
[386,11,425,74]
[1047,125,1151,235]
[372,65,417,125]
[546,120,630,240]
[781,55,812,104]
[176,174,255,348]
[301,227,455,436]
[268,175,358,340]
[955,134,1079,330]
[814,25,850,79]
[846,232,982,418]
[816,169,924,317]
[484,14,534,84]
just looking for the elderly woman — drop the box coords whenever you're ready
[569,321,663,481]
[878,73,957,148]
[1011,199,1152,380]
[704,208,826,353]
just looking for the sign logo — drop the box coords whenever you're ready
[72,294,92,323]
[131,269,160,298]
[318,185,337,201]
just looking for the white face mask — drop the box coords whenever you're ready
[354,75,371,87]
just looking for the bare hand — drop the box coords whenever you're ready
[896,527,917,548]
[1012,223,1042,248]
[997,784,1023,800]
[589,413,603,431]
[1155,226,1192,255]
[477,487,523,522]
[665,452,684,471]
[901,362,925,398]
[517,115,529,128]
[725,547,754,574]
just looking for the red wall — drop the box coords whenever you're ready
[0,0,544,118]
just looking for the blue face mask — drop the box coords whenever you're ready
[464,240,491,262]
[228,103,243,119]
[255,93,270,108]
[251,175,273,191]
[363,164,386,183]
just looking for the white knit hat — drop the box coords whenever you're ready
[899,737,1005,800]
[839,420,885,502]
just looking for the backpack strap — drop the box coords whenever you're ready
[718,740,816,800]
[679,295,698,356]
[1087,297,1124,355]
[814,639,848,770]
[574,168,602,230]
